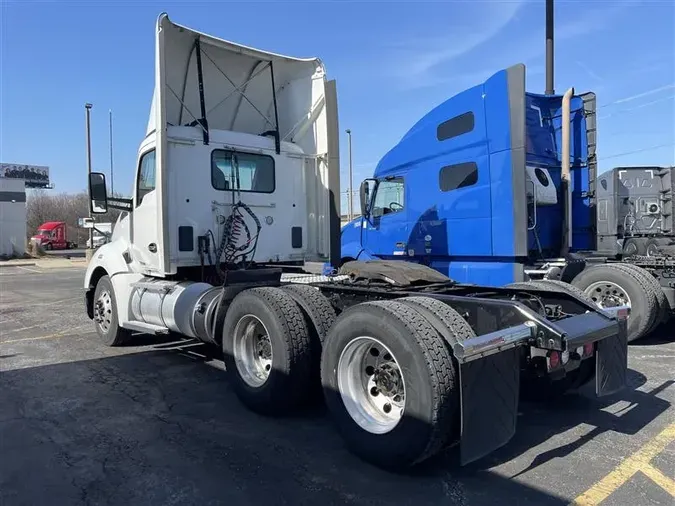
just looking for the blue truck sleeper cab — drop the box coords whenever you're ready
[341,63,596,286]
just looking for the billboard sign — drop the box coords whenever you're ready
[0,163,51,188]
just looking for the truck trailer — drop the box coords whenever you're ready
[84,13,629,471]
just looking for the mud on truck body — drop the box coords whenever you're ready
[84,14,629,471]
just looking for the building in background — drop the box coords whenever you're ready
[0,178,27,257]
[0,163,52,189]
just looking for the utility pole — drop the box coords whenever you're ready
[109,109,114,195]
[346,129,353,221]
[545,0,555,95]
[85,103,94,255]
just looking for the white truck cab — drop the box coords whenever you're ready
[84,12,340,331]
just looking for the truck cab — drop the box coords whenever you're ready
[342,64,597,286]
[32,221,75,250]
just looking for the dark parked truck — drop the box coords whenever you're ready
[31,221,76,250]
[596,166,675,257]
[83,13,629,471]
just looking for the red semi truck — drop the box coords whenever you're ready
[31,221,77,250]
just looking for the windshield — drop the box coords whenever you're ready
[37,230,52,237]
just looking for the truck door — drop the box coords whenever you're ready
[131,146,162,274]
[362,176,408,259]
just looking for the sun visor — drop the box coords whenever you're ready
[149,13,327,152]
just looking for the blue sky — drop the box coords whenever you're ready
[1,0,674,213]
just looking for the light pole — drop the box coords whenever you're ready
[85,103,94,254]
[109,109,114,195]
[545,0,554,95]
[345,129,353,221]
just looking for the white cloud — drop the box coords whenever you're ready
[611,84,675,105]
[391,0,635,91]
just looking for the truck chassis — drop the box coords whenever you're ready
[85,260,629,470]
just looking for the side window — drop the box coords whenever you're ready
[136,150,156,206]
[436,112,475,141]
[439,162,478,192]
[211,150,275,193]
[371,177,405,218]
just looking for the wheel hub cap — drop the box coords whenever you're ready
[94,290,113,333]
[337,336,406,434]
[584,281,632,310]
[233,315,273,388]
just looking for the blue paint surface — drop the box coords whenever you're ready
[340,64,594,286]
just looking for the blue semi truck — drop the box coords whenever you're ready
[340,63,674,343]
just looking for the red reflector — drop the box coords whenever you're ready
[584,343,594,356]
[548,351,561,369]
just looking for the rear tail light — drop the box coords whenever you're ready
[583,343,594,357]
[548,351,561,369]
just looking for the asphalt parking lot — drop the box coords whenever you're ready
[1,265,674,506]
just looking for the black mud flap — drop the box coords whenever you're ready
[459,347,520,465]
[595,319,628,397]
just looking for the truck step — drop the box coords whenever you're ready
[122,321,170,334]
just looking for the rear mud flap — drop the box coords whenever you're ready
[459,347,520,465]
[595,319,628,397]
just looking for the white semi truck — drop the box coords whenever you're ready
[84,13,630,471]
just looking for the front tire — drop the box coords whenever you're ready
[321,300,457,469]
[93,275,132,346]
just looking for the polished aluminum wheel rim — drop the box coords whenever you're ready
[585,281,632,309]
[337,336,406,434]
[94,289,113,333]
[233,315,273,388]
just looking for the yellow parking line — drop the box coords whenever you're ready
[571,422,675,505]
[641,463,675,496]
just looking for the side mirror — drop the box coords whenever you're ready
[89,172,108,214]
[360,178,376,218]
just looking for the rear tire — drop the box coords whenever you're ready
[93,275,132,346]
[603,263,667,333]
[321,300,457,469]
[623,238,645,256]
[571,265,657,342]
[398,296,475,444]
[281,284,336,398]
[645,238,661,257]
[222,287,313,416]
[530,279,598,307]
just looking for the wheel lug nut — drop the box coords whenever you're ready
[370,386,379,396]
[383,403,392,413]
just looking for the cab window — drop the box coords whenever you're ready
[371,177,405,218]
[211,150,275,193]
[136,150,156,206]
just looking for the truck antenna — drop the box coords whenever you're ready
[545,0,554,95]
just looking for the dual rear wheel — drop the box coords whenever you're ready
[221,287,474,469]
